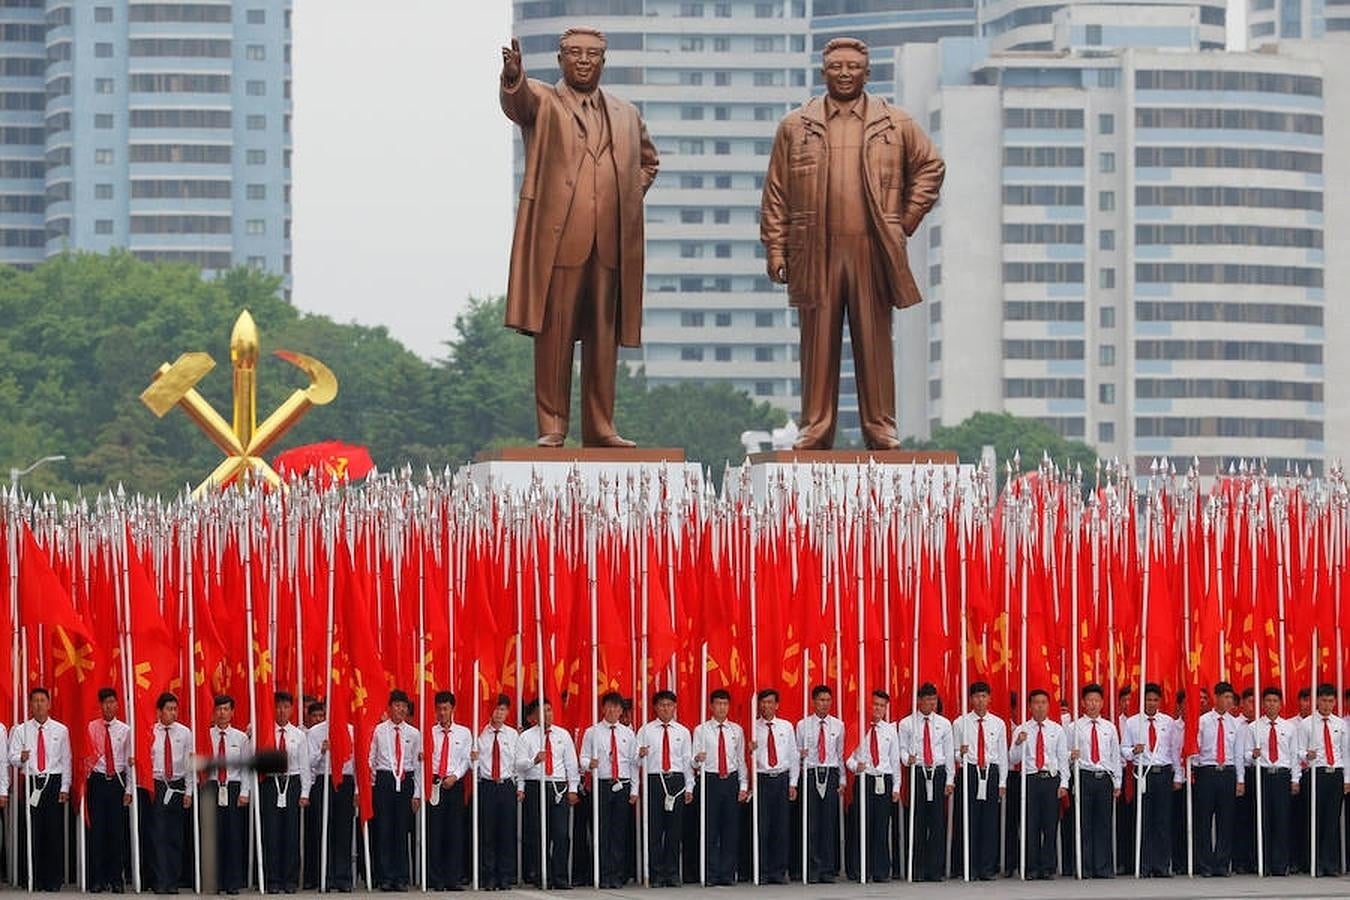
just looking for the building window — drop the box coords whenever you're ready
[714,140,731,155]
[1098,113,1115,134]
[246,80,266,96]
[1097,68,1117,87]
[677,139,704,155]
[715,312,732,327]
[1098,421,1115,442]
[245,219,266,235]
[715,346,732,361]
[95,6,113,22]
[680,243,703,259]
[95,42,114,58]
[755,381,774,396]
[1085,24,1103,45]
[95,78,115,94]
[714,243,731,258]
[714,106,729,121]
[94,148,113,164]
[755,346,775,362]
[1099,383,1116,403]
[1099,268,1116,289]
[680,209,704,224]
[680,2,705,14]
[1099,152,1116,173]
[246,45,266,61]
[246,149,266,165]
[681,106,704,121]
[247,114,266,130]
[95,219,113,234]
[714,71,730,86]
[247,255,266,268]
[680,311,705,327]
[247,9,266,24]
[1099,344,1116,366]
[716,2,731,15]
[95,183,113,200]
[1099,306,1116,328]
[1098,191,1115,211]
[714,37,730,51]
[681,346,705,361]
[679,175,704,189]
[713,208,730,224]
[246,183,266,200]
[1099,229,1115,250]
[755,311,774,327]
[95,114,113,129]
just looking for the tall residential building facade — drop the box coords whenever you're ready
[1248,0,1350,44]
[898,20,1328,474]
[512,0,812,425]
[0,0,292,287]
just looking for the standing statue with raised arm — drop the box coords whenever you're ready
[761,37,945,451]
[500,28,659,448]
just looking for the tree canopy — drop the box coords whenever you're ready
[905,411,1099,478]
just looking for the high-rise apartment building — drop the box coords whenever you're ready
[0,0,292,287]
[1248,0,1350,44]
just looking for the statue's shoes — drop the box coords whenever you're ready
[589,434,637,449]
[536,433,565,447]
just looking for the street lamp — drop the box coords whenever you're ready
[9,454,66,490]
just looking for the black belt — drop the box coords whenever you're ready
[710,773,738,780]
[155,778,186,789]
[90,772,124,781]
[1030,771,1058,779]
[1316,766,1343,774]
[1082,770,1111,780]
[758,771,788,779]
[1143,764,1174,774]
[1196,764,1233,771]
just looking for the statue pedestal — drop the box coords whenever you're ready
[465,447,704,503]
[735,449,973,506]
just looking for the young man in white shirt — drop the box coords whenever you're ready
[898,682,955,881]
[1120,681,1181,876]
[797,683,845,883]
[693,688,747,886]
[306,703,356,893]
[848,689,902,883]
[425,690,473,891]
[1070,683,1122,878]
[261,690,312,894]
[953,680,1007,881]
[1304,682,1349,876]
[9,686,71,892]
[86,686,134,893]
[369,689,422,891]
[472,693,521,891]
[517,698,580,889]
[1188,680,1249,876]
[580,691,640,888]
[637,689,694,887]
[206,694,251,895]
[1251,685,1300,875]
[1010,688,1070,880]
[752,687,799,884]
[149,691,194,895]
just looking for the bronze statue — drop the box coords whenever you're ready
[761,38,945,451]
[500,28,659,448]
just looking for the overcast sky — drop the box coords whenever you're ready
[291,1,1245,362]
[292,2,513,361]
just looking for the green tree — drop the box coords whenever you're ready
[905,411,1098,478]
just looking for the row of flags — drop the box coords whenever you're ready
[2,459,1346,815]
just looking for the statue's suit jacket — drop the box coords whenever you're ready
[501,75,659,348]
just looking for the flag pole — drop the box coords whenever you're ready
[958,507,971,883]
[116,516,143,894]
[1017,503,1029,883]
[588,515,601,890]
[184,518,203,894]
[748,509,761,886]
[319,512,336,894]
[857,511,868,887]
[532,513,548,891]
[698,641,709,886]
[907,493,921,884]
[1071,495,1083,882]
[470,658,481,892]
[242,520,267,895]
[415,522,429,892]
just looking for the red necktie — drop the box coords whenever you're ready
[923,717,934,767]
[767,722,779,768]
[543,729,554,777]
[105,722,116,777]
[1324,718,1335,766]
[977,718,987,768]
[163,727,173,781]
[818,721,827,764]
[217,730,228,783]
[609,726,620,781]
[1268,721,1279,764]
[717,725,728,777]
[394,725,403,779]
[279,727,287,756]
[661,723,671,772]
[36,724,46,772]
[1216,717,1226,765]
[1090,721,1101,764]
[870,726,880,767]
[438,728,451,779]
[490,729,501,781]
[1148,718,1157,752]
[1035,723,1045,770]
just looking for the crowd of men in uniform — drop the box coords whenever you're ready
[1,677,1348,892]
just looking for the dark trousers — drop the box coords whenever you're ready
[1116,763,1135,874]
[535,256,620,443]
[703,774,740,884]
[1075,771,1114,877]
[595,778,633,886]
[756,772,791,882]
[151,779,188,892]
[849,773,893,882]
[954,764,1000,879]
[303,781,321,890]
[647,772,685,885]
[372,770,413,889]
[803,767,840,880]
[1193,765,1236,875]
[259,774,302,892]
[1292,768,1310,872]
[1258,768,1293,875]
[1137,766,1174,875]
[1234,765,1257,872]
[86,773,128,890]
[909,765,947,881]
[1004,767,1021,875]
[211,781,247,893]
[521,780,571,888]
[477,779,517,889]
[26,773,65,892]
[1024,773,1060,879]
[1312,768,1344,875]
[317,774,356,891]
[427,778,466,889]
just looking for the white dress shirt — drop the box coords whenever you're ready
[898,712,956,771]
[1251,715,1301,772]
[1010,719,1071,789]
[206,725,253,800]
[425,721,473,782]
[1121,712,1181,771]
[636,719,695,791]
[953,712,1010,787]
[306,721,355,778]
[87,717,134,798]
[270,721,313,798]
[1302,714,1350,784]
[516,725,580,790]
[797,714,846,771]
[0,724,8,795]
[1071,716,1123,788]
[369,719,423,795]
[752,717,800,786]
[579,721,640,794]
[150,721,195,795]
[9,718,72,792]
[1191,711,1249,783]
[475,724,521,785]
[692,719,748,791]
[850,719,903,779]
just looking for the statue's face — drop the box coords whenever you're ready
[822,47,868,102]
[558,34,605,93]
